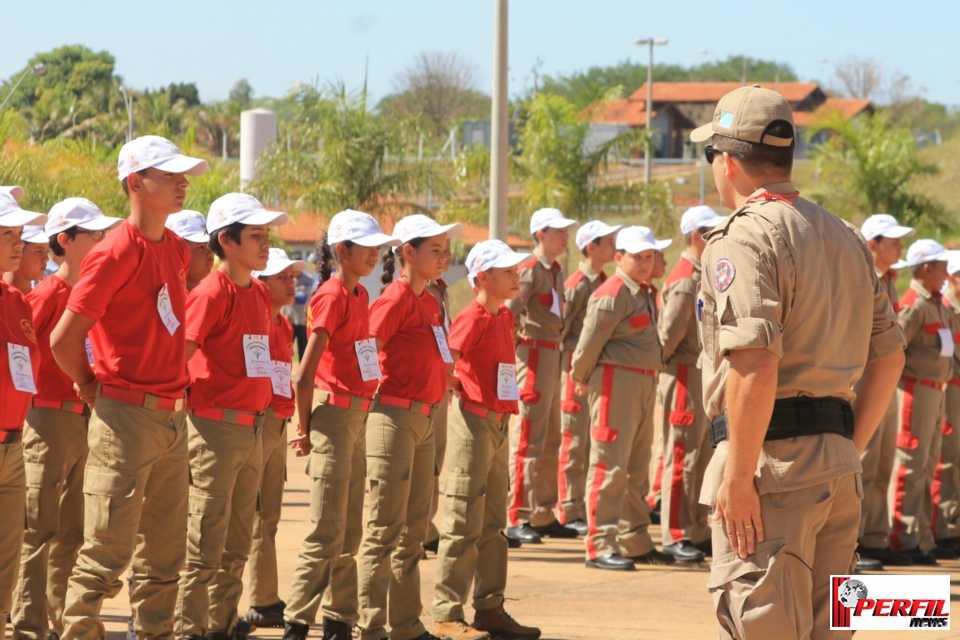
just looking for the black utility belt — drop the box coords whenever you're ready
[708,396,854,449]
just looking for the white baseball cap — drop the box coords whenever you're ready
[165,211,210,243]
[0,186,24,202]
[253,248,308,278]
[46,197,123,236]
[575,220,623,251]
[530,208,577,235]
[861,214,914,241]
[680,206,727,235]
[22,225,49,244]
[0,193,46,228]
[616,226,672,254]
[897,239,948,269]
[206,193,289,233]
[465,240,531,285]
[391,214,463,251]
[328,209,400,247]
[118,135,209,181]
[946,251,960,277]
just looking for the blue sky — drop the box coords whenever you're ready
[4,0,958,107]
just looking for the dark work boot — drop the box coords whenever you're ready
[322,618,352,640]
[282,622,310,640]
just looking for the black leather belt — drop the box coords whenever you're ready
[0,429,23,444]
[708,396,854,448]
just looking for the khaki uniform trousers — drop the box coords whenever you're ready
[858,393,898,549]
[657,364,711,546]
[358,402,435,640]
[13,408,88,639]
[427,392,450,543]
[174,413,263,638]
[508,344,561,527]
[433,400,510,623]
[558,349,590,524]
[584,366,657,560]
[1,440,26,639]
[934,383,960,540]
[709,473,861,640]
[890,380,944,552]
[285,399,367,627]
[247,414,288,608]
[62,395,188,640]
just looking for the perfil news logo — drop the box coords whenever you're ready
[831,575,951,630]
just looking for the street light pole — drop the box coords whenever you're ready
[635,38,667,205]
[0,63,46,112]
[489,0,509,242]
[118,86,134,142]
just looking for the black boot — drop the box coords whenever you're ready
[322,618,352,640]
[282,622,310,640]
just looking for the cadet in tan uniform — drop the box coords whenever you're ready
[937,252,960,550]
[889,239,954,562]
[690,86,905,639]
[571,226,675,570]
[506,208,579,544]
[556,220,620,536]
[656,206,727,564]
[855,214,916,570]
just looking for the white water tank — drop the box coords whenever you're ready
[240,108,277,190]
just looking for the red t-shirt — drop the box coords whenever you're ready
[0,282,40,429]
[185,270,273,413]
[370,279,447,406]
[268,313,295,417]
[27,274,80,403]
[67,222,191,398]
[448,300,518,415]
[308,277,377,398]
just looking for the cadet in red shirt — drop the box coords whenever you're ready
[283,210,399,640]
[51,135,207,640]
[13,198,121,640]
[175,193,287,639]
[166,210,215,291]
[358,214,462,640]
[3,224,49,294]
[0,191,46,638]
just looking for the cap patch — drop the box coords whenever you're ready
[718,111,735,128]
[714,258,736,292]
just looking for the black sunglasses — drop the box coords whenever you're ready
[703,145,745,164]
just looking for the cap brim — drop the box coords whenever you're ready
[0,210,47,227]
[257,259,308,277]
[6,186,24,202]
[77,216,125,231]
[545,219,578,230]
[181,232,210,243]
[491,252,532,269]
[690,122,715,143]
[617,241,658,254]
[655,239,673,251]
[353,232,402,248]
[879,225,915,239]
[891,260,908,269]
[154,155,209,177]
[238,210,290,227]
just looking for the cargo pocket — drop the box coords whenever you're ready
[186,487,228,562]
[83,467,138,543]
[24,461,63,536]
[707,537,801,640]
[308,452,350,525]
[366,456,410,527]
[591,425,618,443]
[441,472,487,537]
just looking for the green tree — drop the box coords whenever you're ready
[229,79,253,112]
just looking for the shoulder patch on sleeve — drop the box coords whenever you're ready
[596,309,615,331]
[714,258,736,292]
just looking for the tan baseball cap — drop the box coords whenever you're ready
[690,85,795,147]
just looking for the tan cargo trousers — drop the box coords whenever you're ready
[558,349,590,524]
[358,402,435,640]
[433,400,510,623]
[427,392,450,544]
[934,381,960,541]
[584,366,657,560]
[247,413,288,608]
[62,394,188,640]
[285,397,368,627]
[13,407,88,640]
[508,344,561,527]
[858,393,898,549]
[657,363,711,547]
[174,413,263,638]
[1,440,26,640]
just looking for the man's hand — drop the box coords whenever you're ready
[714,475,765,559]
[574,381,588,396]
[289,430,310,457]
[74,379,98,407]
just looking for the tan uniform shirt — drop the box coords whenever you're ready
[570,268,663,383]
[560,262,606,352]
[507,249,565,343]
[698,182,905,501]
[898,280,953,383]
[658,254,701,365]
[945,290,960,380]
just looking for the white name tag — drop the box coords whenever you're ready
[497,362,519,401]
[157,284,180,336]
[550,289,561,317]
[85,337,94,365]
[354,338,383,381]
[270,360,292,397]
[939,328,955,357]
[432,326,454,364]
[243,334,272,378]
[8,343,36,394]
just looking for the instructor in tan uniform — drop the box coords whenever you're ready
[938,252,960,551]
[691,86,905,639]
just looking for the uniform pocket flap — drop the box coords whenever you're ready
[366,456,410,482]
[83,467,137,498]
[445,472,486,498]
[706,538,785,589]
[308,452,349,480]
[24,461,63,489]
[188,487,227,517]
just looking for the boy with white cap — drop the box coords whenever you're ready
[556,220,620,536]
[889,239,954,564]
[856,213,916,569]
[571,226,675,570]
[166,210,214,291]
[244,248,305,628]
[0,193,46,638]
[432,240,540,640]
[52,135,207,639]
[937,252,960,553]
[174,193,288,640]
[12,198,121,640]
[4,224,50,294]
[506,207,579,544]
[656,206,726,564]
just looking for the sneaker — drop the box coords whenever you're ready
[282,622,310,640]
[473,606,541,639]
[322,617,352,640]
[246,601,286,628]
[434,619,490,640]
[629,549,676,566]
